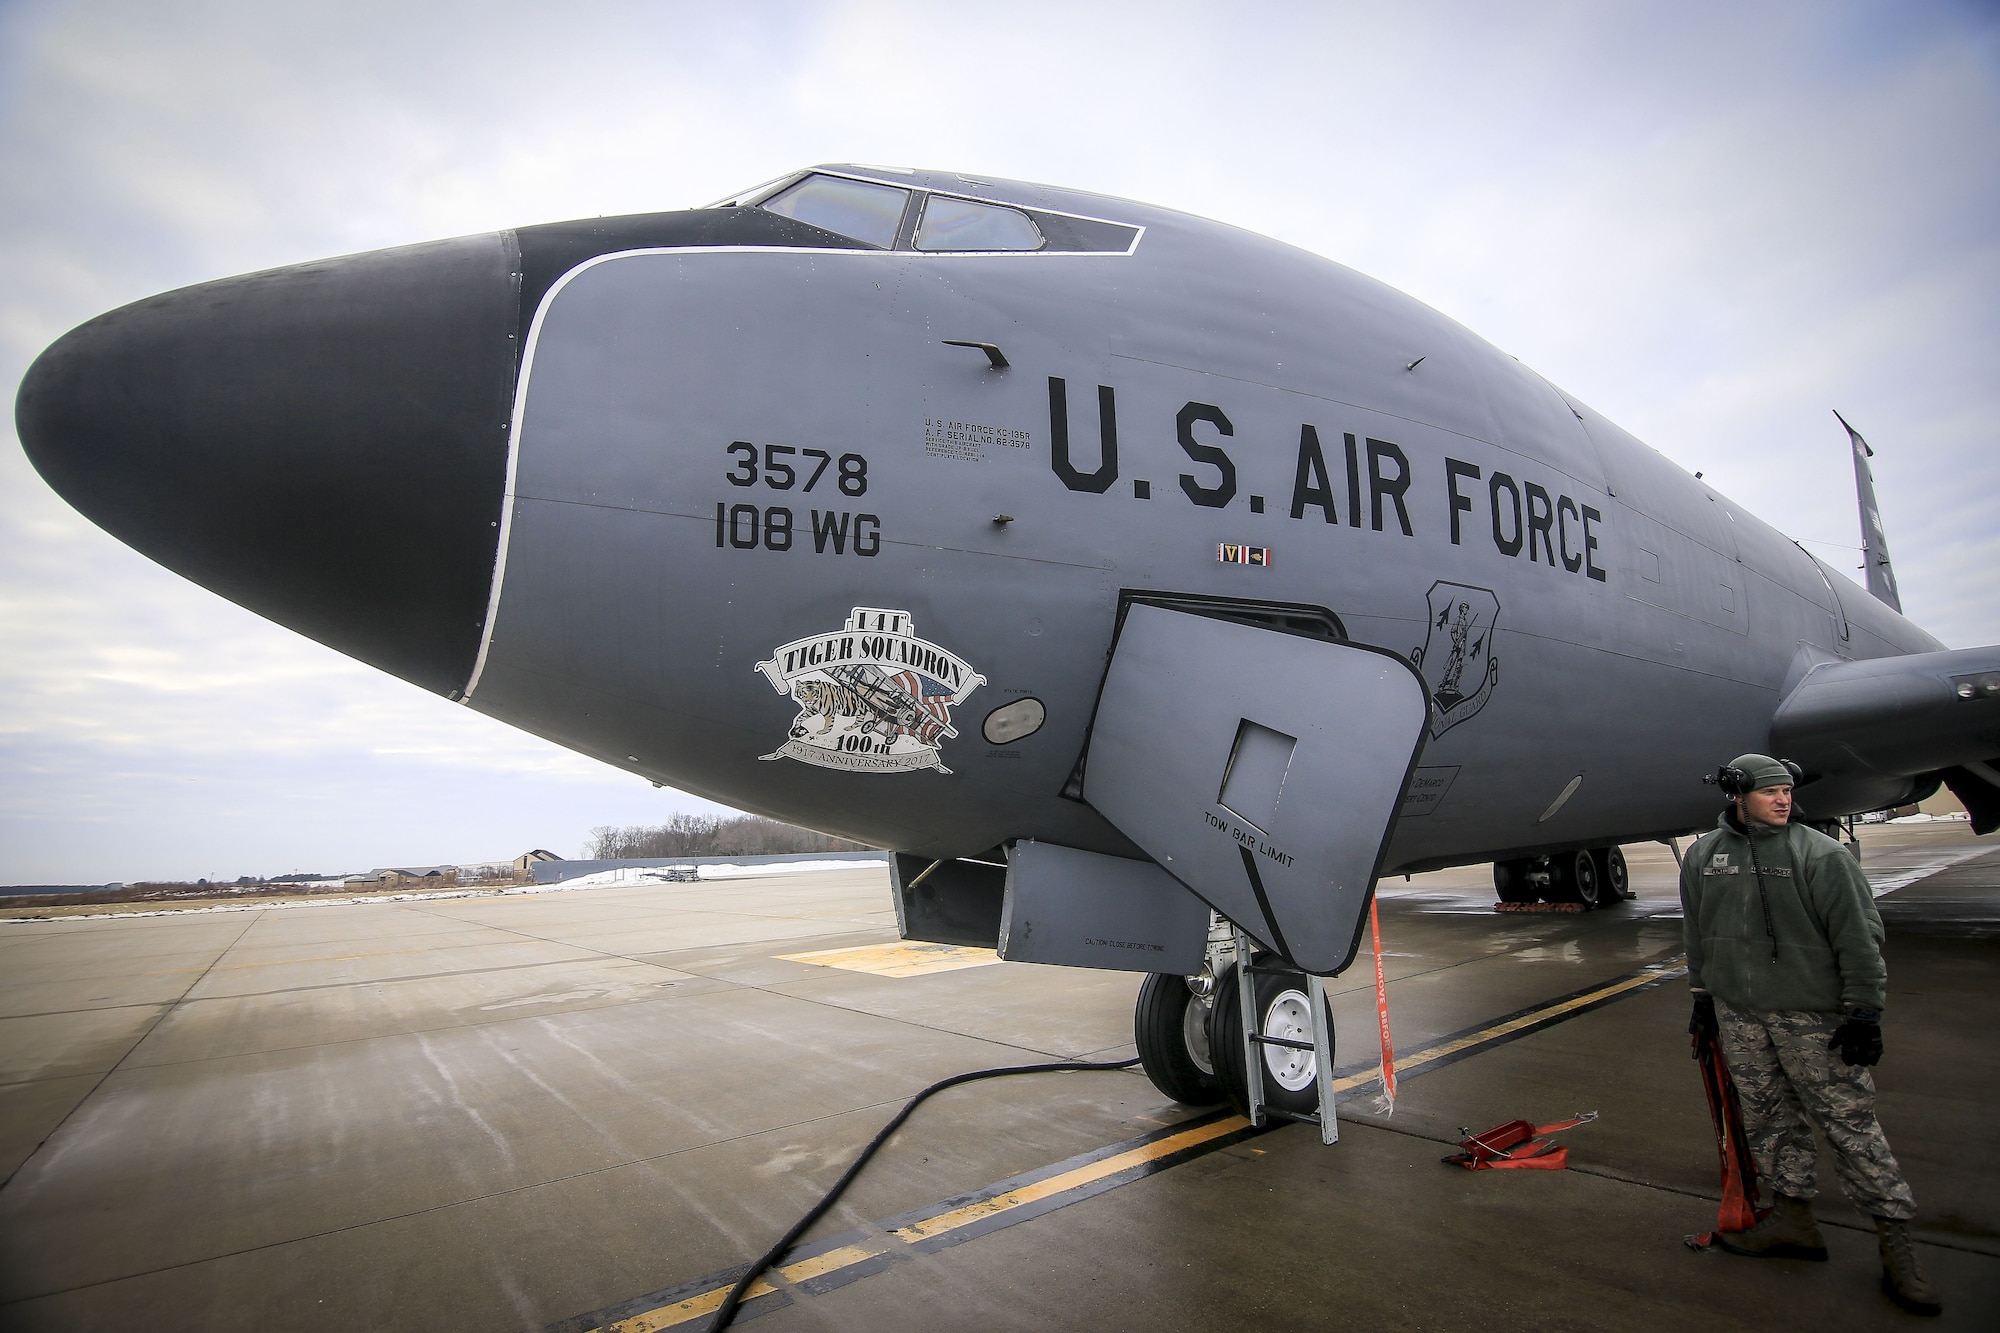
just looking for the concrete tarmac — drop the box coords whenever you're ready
[0,823,1993,1331]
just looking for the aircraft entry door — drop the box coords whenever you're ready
[1082,603,1429,976]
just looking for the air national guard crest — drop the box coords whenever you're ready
[756,608,986,774]
[1412,581,1501,739]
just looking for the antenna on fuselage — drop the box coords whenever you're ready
[1833,409,1901,613]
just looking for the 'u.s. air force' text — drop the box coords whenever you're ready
[1047,377,1607,582]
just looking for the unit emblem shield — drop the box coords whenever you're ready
[756,608,985,774]
[1413,581,1501,738]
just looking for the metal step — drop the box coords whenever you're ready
[1231,924,1337,1145]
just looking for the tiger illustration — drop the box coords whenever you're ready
[789,676,874,737]
[790,665,926,742]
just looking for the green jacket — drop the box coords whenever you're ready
[1679,810,1885,1014]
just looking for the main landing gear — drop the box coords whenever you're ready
[1492,845,1633,909]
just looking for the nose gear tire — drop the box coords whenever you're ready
[1206,962,1336,1118]
[1134,972,1224,1106]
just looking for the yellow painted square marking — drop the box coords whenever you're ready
[776,941,1003,977]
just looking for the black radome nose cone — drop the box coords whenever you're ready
[16,232,521,697]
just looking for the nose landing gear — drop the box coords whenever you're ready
[1133,972,1224,1106]
[1204,961,1336,1120]
[1133,915,1339,1128]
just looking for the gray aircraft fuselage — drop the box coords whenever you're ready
[15,166,1954,882]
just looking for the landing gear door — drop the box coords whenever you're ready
[1081,603,1430,976]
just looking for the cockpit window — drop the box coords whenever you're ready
[759,174,909,249]
[721,169,1142,255]
[914,196,1044,252]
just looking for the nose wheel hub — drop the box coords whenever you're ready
[1261,989,1318,1090]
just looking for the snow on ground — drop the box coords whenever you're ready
[0,856,892,920]
[542,858,887,890]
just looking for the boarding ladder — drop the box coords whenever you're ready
[1228,923,1338,1145]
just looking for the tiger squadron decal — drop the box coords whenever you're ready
[756,608,986,773]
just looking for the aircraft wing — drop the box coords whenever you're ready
[1771,646,2000,832]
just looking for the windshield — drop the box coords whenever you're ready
[914,196,1044,252]
[758,174,910,249]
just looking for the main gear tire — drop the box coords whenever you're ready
[1134,973,1223,1105]
[1493,858,1538,903]
[1207,962,1335,1118]
[1591,845,1631,902]
[1550,849,1606,909]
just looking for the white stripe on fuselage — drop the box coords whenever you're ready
[459,241,1139,701]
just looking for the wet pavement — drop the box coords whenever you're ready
[0,822,1992,1331]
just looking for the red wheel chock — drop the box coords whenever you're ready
[1441,1112,1598,1170]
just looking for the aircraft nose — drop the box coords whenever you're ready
[15,233,522,696]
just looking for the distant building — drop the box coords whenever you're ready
[343,865,460,889]
[342,853,563,889]
[449,851,562,880]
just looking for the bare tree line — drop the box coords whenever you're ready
[584,813,871,860]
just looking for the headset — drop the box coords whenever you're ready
[1703,759,1804,797]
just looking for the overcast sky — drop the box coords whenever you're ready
[2,1,1995,883]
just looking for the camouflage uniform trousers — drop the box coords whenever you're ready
[1718,1001,1917,1220]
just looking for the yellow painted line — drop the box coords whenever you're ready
[888,1114,1251,1242]
[1331,963,1680,1092]
[599,1275,778,1332]
[774,1240,891,1283]
[589,1242,891,1331]
[584,956,1686,1331]
[582,1118,1247,1329]
[776,941,1003,978]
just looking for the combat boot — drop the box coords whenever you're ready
[1875,1217,1942,1315]
[1715,1193,1828,1260]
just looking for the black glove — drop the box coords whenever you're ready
[1689,994,1718,1048]
[1828,1010,1883,1067]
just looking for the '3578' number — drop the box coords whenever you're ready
[726,442,869,497]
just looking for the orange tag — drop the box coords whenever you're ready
[1371,896,1397,1111]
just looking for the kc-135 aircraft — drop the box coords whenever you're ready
[18,165,2000,1112]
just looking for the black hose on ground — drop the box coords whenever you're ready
[709,1055,1142,1330]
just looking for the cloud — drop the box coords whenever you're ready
[2,0,1996,878]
